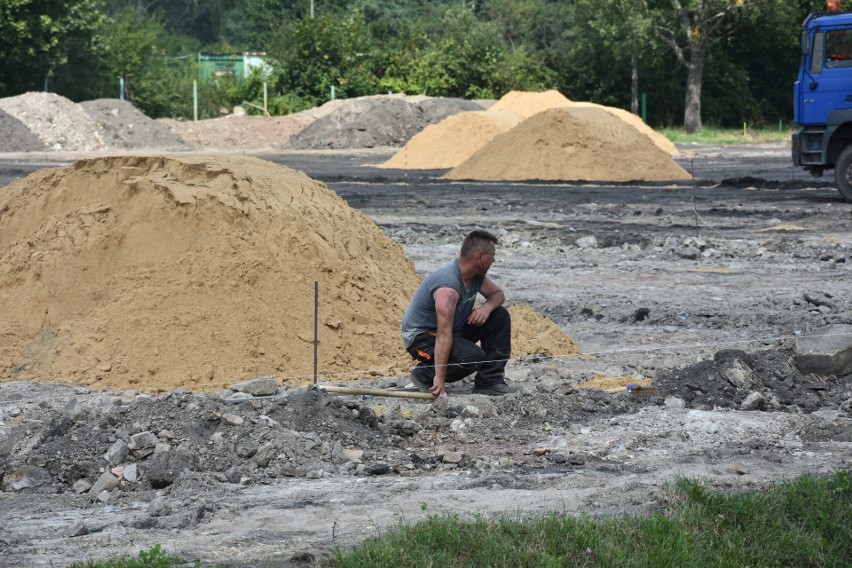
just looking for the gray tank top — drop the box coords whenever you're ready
[400,260,484,347]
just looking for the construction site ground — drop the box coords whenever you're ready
[0,143,850,567]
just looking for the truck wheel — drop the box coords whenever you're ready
[834,145,852,202]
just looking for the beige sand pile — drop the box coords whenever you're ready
[444,107,690,182]
[0,155,580,392]
[378,111,522,169]
[567,101,678,156]
[508,305,582,357]
[576,375,652,391]
[487,90,572,119]
[756,224,808,232]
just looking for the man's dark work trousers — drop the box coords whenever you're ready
[406,306,511,388]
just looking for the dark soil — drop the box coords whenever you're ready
[0,109,45,152]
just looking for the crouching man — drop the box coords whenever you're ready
[400,229,517,397]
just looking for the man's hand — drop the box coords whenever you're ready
[469,276,504,326]
[430,375,447,397]
[467,305,492,326]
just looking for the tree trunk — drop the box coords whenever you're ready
[631,40,639,115]
[683,43,706,133]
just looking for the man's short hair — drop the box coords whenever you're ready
[460,229,498,258]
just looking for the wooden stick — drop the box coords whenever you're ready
[317,385,436,400]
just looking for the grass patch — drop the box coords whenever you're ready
[329,470,851,567]
[68,545,189,568]
[660,126,794,145]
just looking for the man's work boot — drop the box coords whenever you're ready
[472,382,519,396]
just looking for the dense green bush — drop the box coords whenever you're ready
[0,0,816,126]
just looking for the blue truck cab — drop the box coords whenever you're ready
[793,8,852,201]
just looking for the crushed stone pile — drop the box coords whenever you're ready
[80,99,191,150]
[0,155,579,393]
[158,114,313,151]
[0,108,45,152]
[378,111,522,170]
[288,95,484,150]
[443,107,690,182]
[0,92,104,151]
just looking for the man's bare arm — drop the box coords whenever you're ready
[432,287,458,396]
[467,276,504,326]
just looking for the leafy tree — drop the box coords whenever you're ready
[96,8,162,100]
[703,0,806,126]
[650,0,764,132]
[379,6,554,98]
[0,0,108,96]
[267,10,379,104]
[573,0,654,113]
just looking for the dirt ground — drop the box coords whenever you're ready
[0,143,850,567]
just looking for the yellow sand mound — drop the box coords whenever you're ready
[488,90,572,118]
[508,305,582,357]
[378,111,522,169]
[576,374,652,391]
[0,155,580,392]
[443,107,690,182]
[566,101,678,156]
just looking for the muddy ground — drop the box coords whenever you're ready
[0,143,850,567]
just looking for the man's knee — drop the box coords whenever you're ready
[490,305,510,324]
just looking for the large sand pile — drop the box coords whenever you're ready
[378,111,522,169]
[487,89,571,119]
[0,155,579,392]
[488,91,675,156]
[443,107,690,182]
[567,101,678,156]
[377,91,676,171]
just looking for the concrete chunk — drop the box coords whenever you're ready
[720,360,754,389]
[795,324,852,376]
[230,376,278,396]
[128,431,158,450]
[89,471,119,496]
[104,439,129,465]
[221,413,244,426]
[741,391,766,411]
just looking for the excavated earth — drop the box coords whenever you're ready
[0,143,851,567]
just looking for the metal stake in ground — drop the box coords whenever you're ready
[314,280,319,385]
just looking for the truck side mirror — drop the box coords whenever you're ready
[802,31,811,55]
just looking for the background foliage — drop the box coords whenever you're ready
[0,0,825,127]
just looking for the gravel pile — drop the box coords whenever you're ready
[0,92,103,151]
[80,99,190,150]
[288,95,485,150]
[0,108,45,152]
